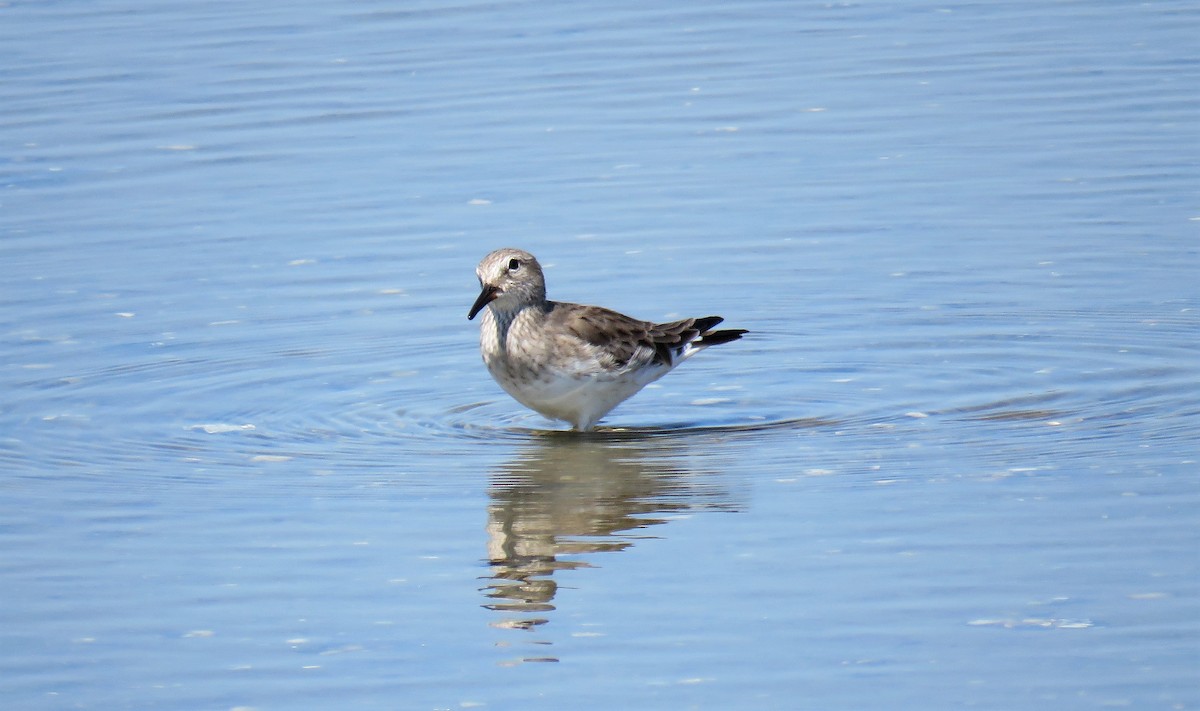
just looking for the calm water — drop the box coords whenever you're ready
[2,1,1197,709]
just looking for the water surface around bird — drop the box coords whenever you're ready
[2,1,1197,709]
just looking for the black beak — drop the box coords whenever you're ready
[468,284,500,320]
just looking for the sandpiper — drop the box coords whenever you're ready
[467,248,747,431]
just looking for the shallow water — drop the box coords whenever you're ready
[2,1,1197,709]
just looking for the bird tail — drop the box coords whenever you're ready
[692,316,747,347]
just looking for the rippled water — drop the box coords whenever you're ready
[3,1,1197,709]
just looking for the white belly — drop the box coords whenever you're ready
[489,359,670,431]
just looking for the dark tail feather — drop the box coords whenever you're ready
[692,316,725,333]
[696,328,747,347]
[693,316,747,347]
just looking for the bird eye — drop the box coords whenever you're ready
[507,258,520,271]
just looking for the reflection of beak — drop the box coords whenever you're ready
[468,284,500,320]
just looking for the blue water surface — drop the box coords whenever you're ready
[2,1,1197,709]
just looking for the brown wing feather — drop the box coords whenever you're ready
[552,303,743,368]
[551,303,653,368]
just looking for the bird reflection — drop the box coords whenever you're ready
[482,432,739,646]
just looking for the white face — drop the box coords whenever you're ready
[469,249,544,319]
